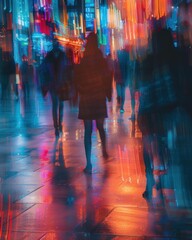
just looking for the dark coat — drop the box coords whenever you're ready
[138,29,179,136]
[41,48,71,95]
[20,62,29,84]
[75,48,111,120]
[114,49,129,86]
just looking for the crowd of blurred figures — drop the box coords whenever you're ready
[0,50,34,101]
[0,24,192,206]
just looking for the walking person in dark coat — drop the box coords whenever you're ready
[41,39,72,137]
[75,32,112,174]
[138,28,179,200]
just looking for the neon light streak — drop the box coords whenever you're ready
[4,0,6,10]
[80,14,84,34]
[9,0,12,12]
[73,16,77,36]
[40,0,44,7]
[96,8,100,29]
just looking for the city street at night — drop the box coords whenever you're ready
[1,0,192,239]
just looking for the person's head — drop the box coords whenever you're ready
[107,53,111,58]
[52,39,61,58]
[52,39,60,50]
[124,44,130,52]
[85,32,98,53]
[22,55,27,62]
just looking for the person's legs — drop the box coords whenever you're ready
[116,83,121,104]
[1,77,9,100]
[22,83,26,99]
[26,82,30,99]
[58,100,64,133]
[14,82,19,99]
[120,84,125,112]
[96,118,108,159]
[84,120,93,172]
[142,135,155,200]
[23,82,30,100]
[129,87,135,119]
[1,82,6,100]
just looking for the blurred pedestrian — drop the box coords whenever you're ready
[65,48,77,107]
[106,53,114,81]
[106,53,114,109]
[138,28,179,200]
[114,49,129,113]
[20,55,30,100]
[41,39,73,137]
[1,52,12,100]
[129,53,140,120]
[9,54,17,100]
[75,32,112,174]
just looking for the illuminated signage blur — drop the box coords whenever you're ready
[85,0,95,31]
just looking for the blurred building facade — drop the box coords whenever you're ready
[0,0,191,64]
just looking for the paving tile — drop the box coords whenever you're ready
[0,184,43,202]
[10,203,83,232]
[0,171,18,181]
[1,231,45,240]
[4,171,51,185]
[92,207,178,238]
[0,203,34,224]
[40,232,78,240]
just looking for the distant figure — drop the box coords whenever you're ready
[65,48,77,107]
[128,53,139,120]
[41,39,73,137]
[114,49,129,113]
[20,55,30,99]
[75,32,112,174]
[0,52,15,100]
[106,53,114,104]
[9,54,17,100]
[106,53,114,79]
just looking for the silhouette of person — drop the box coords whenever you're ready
[41,39,72,137]
[114,49,129,113]
[19,55,30,99]
[0,52,16,101]
[138,28,179,200]
[106,53,114,80]
[74,32,112,174]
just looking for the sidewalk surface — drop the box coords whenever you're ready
[0,89,192,240]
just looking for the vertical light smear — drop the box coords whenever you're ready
[4,0,6,10]
[118,145,125,181]
[80,14,84,34]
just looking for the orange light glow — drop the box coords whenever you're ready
[108,0,171,48]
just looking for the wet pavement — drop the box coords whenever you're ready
[0,88,192,240]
